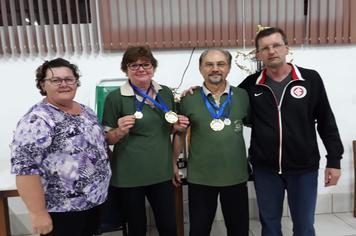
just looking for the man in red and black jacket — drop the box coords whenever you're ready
[239,27,343,236]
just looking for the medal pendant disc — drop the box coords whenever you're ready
[165,111,178,124]
[134,111,143,119]
[210,119,225,131]
[224,118,231,126]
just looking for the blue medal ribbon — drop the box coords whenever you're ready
[129,81,151,112]
[129,81,170,113]
[200,87,232,119]
[223,101,232,119]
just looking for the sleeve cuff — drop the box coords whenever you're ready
[326,159,341,169]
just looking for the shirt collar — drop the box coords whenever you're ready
[202,81,231,96]
[120,80,162,96]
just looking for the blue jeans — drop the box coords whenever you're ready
[254,169,318,236]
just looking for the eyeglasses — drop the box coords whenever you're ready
[258,43,286,53]
[203,62,228,69]
[127,62,153,71]
[45,76,77,86]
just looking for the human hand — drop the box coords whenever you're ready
[172,163,182,187]
[29,210,53,235]
[117,115,136,136]
[181,86,199,97]
[173,115,190,132]
[324,168,341,187]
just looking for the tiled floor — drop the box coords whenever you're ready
[18,213,356,236]
[100,212,356,236]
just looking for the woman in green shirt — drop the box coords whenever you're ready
[102,46,189,236]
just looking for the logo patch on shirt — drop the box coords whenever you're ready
[290,85,307,99]
[234,120,243,133]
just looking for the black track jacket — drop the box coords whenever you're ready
[239,64,343,174]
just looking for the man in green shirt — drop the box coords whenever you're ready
[175,49,250,236]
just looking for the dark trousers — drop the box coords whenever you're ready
[98,185,127,233]
[188,182,249,236]
[254,169,318,236]
[118,180,177,236]
[42,205,100,236]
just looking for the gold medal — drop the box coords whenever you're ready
[134,111,143,119]
[165,111,178,124]
[210,119,225,131]
[224,118,231,126]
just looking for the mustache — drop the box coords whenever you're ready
[208,72,222,76]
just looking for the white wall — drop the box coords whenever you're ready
[1,45,356,227]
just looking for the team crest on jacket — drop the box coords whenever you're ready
[290,85,307,98]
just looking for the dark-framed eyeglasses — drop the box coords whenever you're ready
[45,76,77,86]
[258,43,286,53]
[127,62,153,71]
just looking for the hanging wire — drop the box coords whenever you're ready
[172,46,196,100]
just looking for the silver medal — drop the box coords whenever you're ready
[134,111,143,119]
[224,118,231,126]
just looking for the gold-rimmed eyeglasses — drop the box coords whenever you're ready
[203,62,228,69]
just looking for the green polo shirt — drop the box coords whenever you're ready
[102,80,174,187]
[179,83,250,186]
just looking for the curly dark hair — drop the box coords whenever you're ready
[35,58,81,96]
[121,46,158,73]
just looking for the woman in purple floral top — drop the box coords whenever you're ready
[10,58,111,236]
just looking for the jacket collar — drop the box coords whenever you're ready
[255,63,305,85]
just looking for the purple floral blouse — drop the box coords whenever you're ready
[11,101,111,212]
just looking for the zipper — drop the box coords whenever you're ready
[259,80,296,174]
